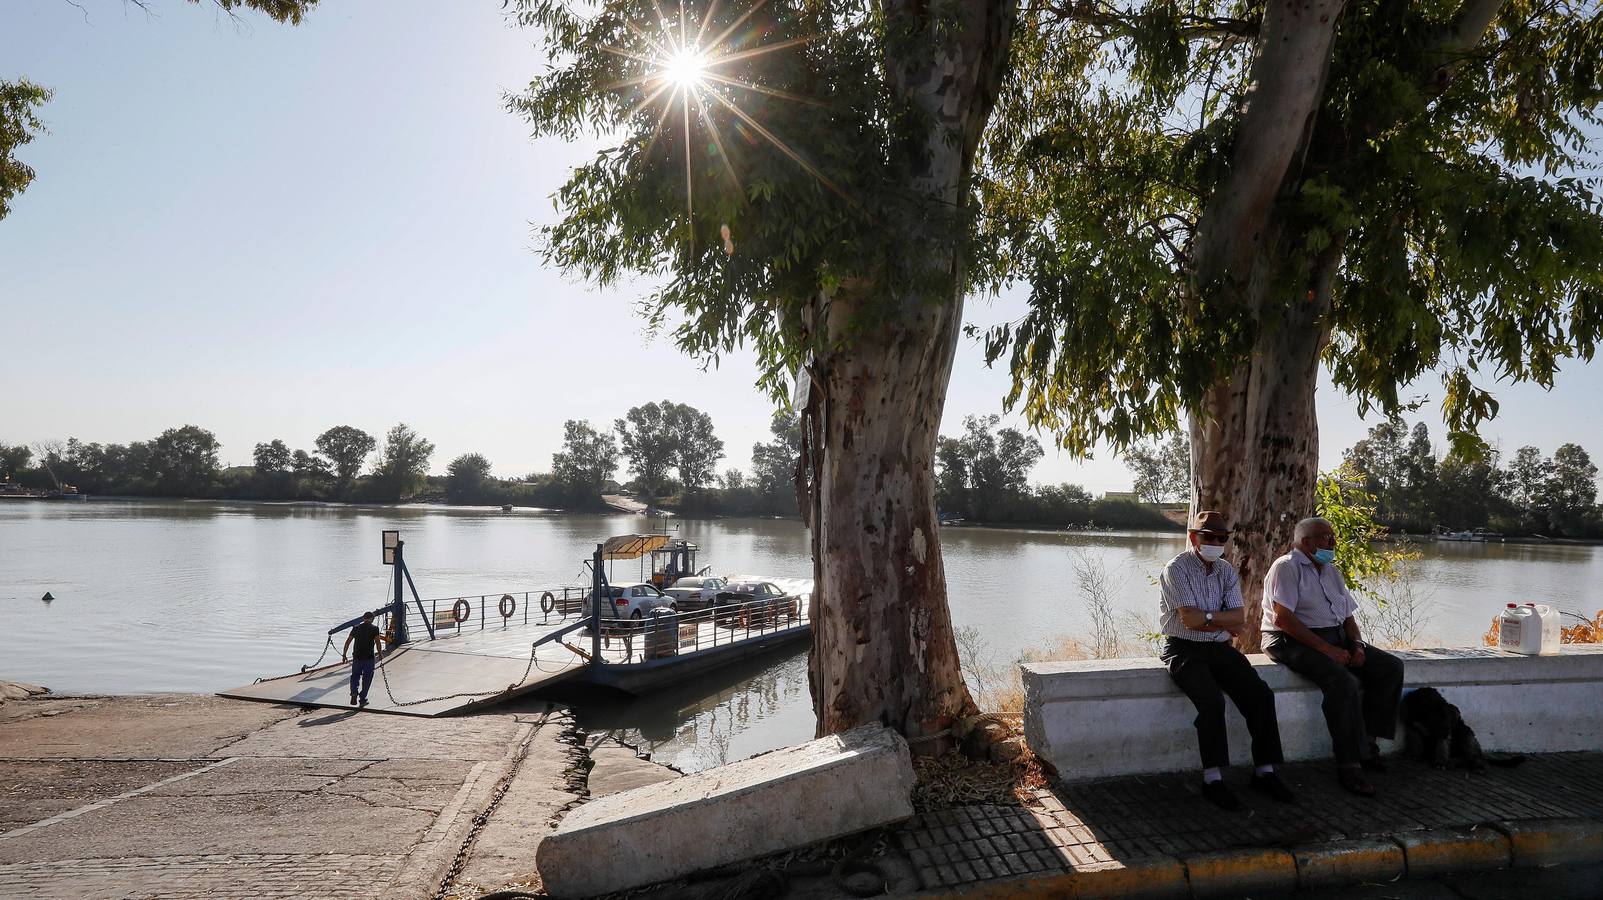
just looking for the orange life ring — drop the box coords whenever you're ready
[499,594,517,618]
[452,599,471,623]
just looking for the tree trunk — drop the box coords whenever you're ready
[1190,239,1342,651]
[800,0,1015,748]
[1186,0,1347,651]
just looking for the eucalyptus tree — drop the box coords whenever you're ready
[0,81,51,220]
[980,0,1603,647]
[511,0,1017,740]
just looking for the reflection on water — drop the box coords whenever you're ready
[5,499,1601,772]
[525,649,814,771]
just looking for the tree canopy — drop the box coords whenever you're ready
[552,419,621,498]
[977,0,1603,456]
[372,423,435,502]
[935,414,1044,520]
[445,452,495,504]
[0,80,51,221]
[315,426,376,487]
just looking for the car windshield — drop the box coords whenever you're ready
[727,583,760,593]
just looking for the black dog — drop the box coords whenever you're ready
[1400,687,1525,770]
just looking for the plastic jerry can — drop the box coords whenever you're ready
[1526,603,1562,655]
[1499,604,1535,653]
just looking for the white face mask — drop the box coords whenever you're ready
[1196,543,1225,562]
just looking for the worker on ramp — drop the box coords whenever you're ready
[341,611,391,707]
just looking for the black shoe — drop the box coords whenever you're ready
[1361,743,1388,772]
[1200,780,1242,811]
[1250,772,1298,804]
[358,698,369,707]
[1338,768,1376,797]
[350,695,358,706]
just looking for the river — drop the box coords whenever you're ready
[4,499,1599,771]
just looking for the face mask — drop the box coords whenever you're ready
[1197,544,1225,562]
[1313,548,1337,564]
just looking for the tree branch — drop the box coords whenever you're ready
[1037,0,1260,43]
[1436,0,1508,55]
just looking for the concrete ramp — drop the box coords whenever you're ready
[219,642,587,717]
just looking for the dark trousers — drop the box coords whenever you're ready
[1162,637,1285,770]
[349,659,375,702]
[1263,628,1405,766]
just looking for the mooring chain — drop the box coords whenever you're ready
[373,635,582,709]
[300,636,335,673]
[431,710,553,900]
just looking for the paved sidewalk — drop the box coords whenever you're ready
[896,752,1603,894]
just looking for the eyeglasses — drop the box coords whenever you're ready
[1195,533,1228,545]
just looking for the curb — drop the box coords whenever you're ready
[925,817,1603,897]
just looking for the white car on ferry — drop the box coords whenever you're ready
[583,581,677,620]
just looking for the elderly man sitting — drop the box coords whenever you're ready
[1159,511,1295,811]
[1262,517,1405,797]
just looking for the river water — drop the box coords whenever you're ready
[4,500,1599,770]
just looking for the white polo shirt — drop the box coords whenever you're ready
[1260,547,1359,632]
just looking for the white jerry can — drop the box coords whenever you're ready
[1527,603,1563,655]
[1499,603,1535,654]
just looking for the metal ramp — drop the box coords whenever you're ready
[220,633,591,717]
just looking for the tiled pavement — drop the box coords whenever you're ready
[896,752,1603,891]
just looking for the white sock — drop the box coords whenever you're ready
[1202,767,1223,784]
[1255,764,1274,776]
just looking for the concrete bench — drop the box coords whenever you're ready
[1022,645,1603,781]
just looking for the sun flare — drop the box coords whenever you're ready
[599,1,837,247]
[662,50,708,89]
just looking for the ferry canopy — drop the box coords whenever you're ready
[601,533,673,560]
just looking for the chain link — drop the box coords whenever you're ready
[299,636,336,674]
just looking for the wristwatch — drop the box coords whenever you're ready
[1204,611,1215,626]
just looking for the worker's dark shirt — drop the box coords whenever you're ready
[350,622,382,662]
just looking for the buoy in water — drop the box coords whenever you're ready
[41,592,54,602]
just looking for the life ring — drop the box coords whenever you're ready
[452,599,471,623]
[540,591,555,614]
[499,594,517,618]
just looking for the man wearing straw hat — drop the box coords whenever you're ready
[1159,511,1296,810]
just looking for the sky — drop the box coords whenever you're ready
[2,1,1600,494]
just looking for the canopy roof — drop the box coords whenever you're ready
[600,533,673,560]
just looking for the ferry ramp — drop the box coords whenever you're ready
[219,619,593,717]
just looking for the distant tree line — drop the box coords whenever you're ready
[1344,419,1602,538]
[0,424,440,504]
[1099,420,1603,538]
[0,400,803,516]
[937,415,1177,530]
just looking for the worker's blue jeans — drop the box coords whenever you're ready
[349,659,375,704]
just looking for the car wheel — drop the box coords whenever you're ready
[630,609,643,620]
[669,604,678,612]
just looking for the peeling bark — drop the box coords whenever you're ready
[801,0,1016,747]
[1187,0,1348,650]
[1190,237,1341,651]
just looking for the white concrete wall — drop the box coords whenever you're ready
[1022,645,1603,781]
